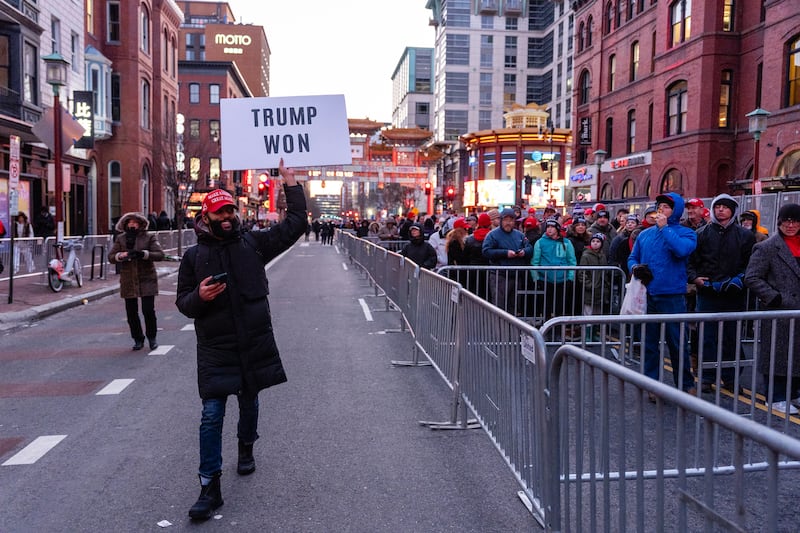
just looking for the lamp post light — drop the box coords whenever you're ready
[42,52,70,238]
[593,149,607,202]
[746,108,770,195]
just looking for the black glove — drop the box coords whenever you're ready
[631,264,654,286]
[128,250,144,260]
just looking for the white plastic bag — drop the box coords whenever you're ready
[620,278,648,315]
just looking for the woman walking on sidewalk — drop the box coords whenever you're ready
[109,212,165,350]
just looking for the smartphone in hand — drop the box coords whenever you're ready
[206,272,228,285]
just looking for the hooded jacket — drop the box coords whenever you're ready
[687,194,755,288]
[109,212,165,299]
[175,184,308,399]
[401,225,437,269]
[628,192,697,296]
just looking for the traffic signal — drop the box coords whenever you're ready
[424,182,432,195]
[257,173,268,198]
[445,186,455,199]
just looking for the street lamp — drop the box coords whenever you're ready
[593,149,607,202]
[746,108,770,195]
[42,52,70,237]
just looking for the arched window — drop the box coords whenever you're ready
[667,80,688,135]
[630,41,640,81]
[578,21,585,51]
[604,2,614,34]
[661,168,683,193]
[140,3,150,54]
[601,182,613,200]
[579,70,591,105]
[670,0,691,47]
[605,117,614,157]
[622,179,636,198]
[141,164,151,214]
[141,79,150,130]
[587,16,594,46]
[788,35,800,107]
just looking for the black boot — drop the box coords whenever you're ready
[237,441,255,475]
[132,338,144,351]
[188,473,223,520]
[148,337,158,350]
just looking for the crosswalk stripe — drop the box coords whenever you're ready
[148,345,174,356]
[2,435,67,466]
[342,262,348,271]
[181,324,195,331]
[96,379,135,395]
[358,298,373,322]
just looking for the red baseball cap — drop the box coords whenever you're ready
[687,198,704,208]
[524,216,538,228]
[453,217,469,230]
[202,189,237,215]
[527,207,537,215]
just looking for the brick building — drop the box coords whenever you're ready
[570,0,800,205]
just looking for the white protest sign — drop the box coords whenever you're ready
[220,94,351,170]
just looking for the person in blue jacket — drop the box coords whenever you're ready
[628,192,698,398]
[532,219,577,321]
[482,208,533,313]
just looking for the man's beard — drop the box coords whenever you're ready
[209,217,240,239]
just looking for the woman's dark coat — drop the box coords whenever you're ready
[175,185,308,399]
[744,233,800,376]
[108,212,165,299]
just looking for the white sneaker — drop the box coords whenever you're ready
[772,401,799,415]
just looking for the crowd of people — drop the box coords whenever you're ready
[353,196,798,410]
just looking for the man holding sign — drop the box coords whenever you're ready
[176,158,307,520]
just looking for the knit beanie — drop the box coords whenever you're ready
[477,213,492,228]
[778,203,800,224]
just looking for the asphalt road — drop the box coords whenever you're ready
[0,240,535,532]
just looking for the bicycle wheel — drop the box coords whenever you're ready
[48,269,63,292]
[73,257,83,287]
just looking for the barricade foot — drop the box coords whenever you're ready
[391,360,433,367]
[418,419,481,430]
[516,491,546,528]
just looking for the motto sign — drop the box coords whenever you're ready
[220,94,351,170]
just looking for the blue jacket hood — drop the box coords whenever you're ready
[663,192,685,224]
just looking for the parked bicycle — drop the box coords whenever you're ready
[48,238,84,292]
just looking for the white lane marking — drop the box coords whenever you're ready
[2,435,67,466]
[334,245,341,254]
[149,345,173,356]
[358,298,373,322]
[159,290,176,295]
[342,262,348,271]
[96,379,135,395]
[300,242,310,247]
[181,324,195,331]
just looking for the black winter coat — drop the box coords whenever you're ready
[176,185,308,399]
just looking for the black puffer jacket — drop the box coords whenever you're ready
[176,185,307,399]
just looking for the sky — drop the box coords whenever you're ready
[228,1,435,124]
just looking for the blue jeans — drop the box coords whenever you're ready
[644,294,695,391]
[199,394,259,478]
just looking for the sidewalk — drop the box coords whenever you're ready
[0,263,180,332]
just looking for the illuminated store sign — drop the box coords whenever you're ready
[215,33,252,55]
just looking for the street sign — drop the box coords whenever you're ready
[8,160,19,189]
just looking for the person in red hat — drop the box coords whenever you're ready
[177,158,308,520]
[463,213,493,297]
[523,216,541,245]
[683,198,706,230]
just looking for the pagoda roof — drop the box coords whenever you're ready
[380,127,433,143]
[348,118,385,135]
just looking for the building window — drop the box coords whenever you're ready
[661,168,682,193]
[163,29,169,70]
[444,109,468,141]
[630,41,640,81]
[718,69,732,128]
[107,1,120,42]
[627,110,636,153]
[190,157,200,181]
[647,102,653,149]
[604,2,614,35]
[111,73,120,121]
[189,119,200,138]
[622,179,636,198]
[667,81,688,135]
[479,110,492,130]
[605,117,614,157]
[506,17,518,30]
[51,17,61,53]
[527,33,553,69]
[578,21,585,51]
[445,72,469,104]
[109,161,122,226]
[446,34,469,66]
[209,84,220,104]
[628,0,636,20]
[481,15,493,29]
[608,54,616,91]
[722,0,734,32]
[670,0,691,47]
[651,30,656,73]
[209,120,220,141]
[141,79,150,129]
[86,0,94,34]
[480,35,493,68]
[140,4,150,54]
[209,158,220,184]
[616,0,623,27]
[189,83,200,104]
[579,70,591,105]
[788,36,800,107]
[71,32,79,71]
[504,73,516,106]
[480,73,493,105]
[23,42,37,105]
[505,36,517,68]
[587,16,593,47]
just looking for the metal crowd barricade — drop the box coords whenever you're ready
[376,239,410,253]
[436,265,626,327]
[540,310,800,439]
[547,343,800,532]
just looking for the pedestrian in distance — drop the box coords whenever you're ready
[532,218,577,324]
[12,211,36,274]
[744,203,800,415]
[176,159,308,520]
[33,206,55,238]
[628,192,698,399]
[108,212,165,351]
[400,223,437,270]
[580,233,613,339]
[739,210,768,243]
[482,208,533,314]
[687,194,755,393]
[463,213,492,298]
